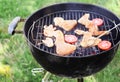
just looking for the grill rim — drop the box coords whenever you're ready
[23,2,120,58]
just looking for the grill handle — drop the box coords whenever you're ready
[8,16,25,35]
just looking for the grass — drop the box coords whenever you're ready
[0,0,120,82]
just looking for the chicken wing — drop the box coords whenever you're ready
[54,17,77,31]
[54,30,76,56]
[80,32,101,47]
[43,24,56,37]
[74,29,85,35]
[78,13,91,28]
[80,32,92,48]
[78,14,107,36]
[42,37,54,47]
[43,24,76,56]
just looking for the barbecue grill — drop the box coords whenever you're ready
[8,3,120,82]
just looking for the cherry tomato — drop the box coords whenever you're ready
[64,35,78,44]
[92,18,104,26]
[98,40,111,50]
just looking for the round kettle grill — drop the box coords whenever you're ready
[8,3,120,82]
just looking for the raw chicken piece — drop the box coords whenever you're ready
[61,20,77,31]
[88,22,99,35]
[88,22,107,36]
[55,42,76,56]
[80,32,101,47]
[43,24,76,56]
[54,17,77,31]
[80,32,92,48]
[43,24,56,37]
[42,37,54,47]
[87,37,101,46]
[54,30,76,56]
[86,21,97,29]
[78,13,107,36]
[93,31,108,36]
[54,17,64,26]
[74,29,85,35]
[94,38,102,46]
[78,13,91,28]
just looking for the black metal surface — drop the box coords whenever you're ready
[23,3,120,78]
[77,78,83,82]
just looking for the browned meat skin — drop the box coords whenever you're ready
[54,30,76,56]
[74,29,85,35]
[88,22,108,36]
[78,13,107,36]
[78,13,91,28]
[87,37,102,47]
[80,32,101,48]
[43,24,76,56]
[43,24,56,37]
[54,17,77,31]
[54,17,64,26]
[55,41,76,56]
[42,37,54,47]
[80,32,92,48]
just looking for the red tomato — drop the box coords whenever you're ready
[92,18,104,26]
[65,35,78,44]
[98,40,111,50]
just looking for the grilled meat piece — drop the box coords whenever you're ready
[54,17,77,31]
[80,32,101,47]
[80,32,92,47]
[43,24,56,37]
[74,29,85,35]
[43,24,76,56]
[88,22,108,36]
[54,30,76,56]
[55,41,76,56]
[54,17,64,26]
[78,13,107,36]
[87,37,102,46]
[78,13,91,28]
[42,37,54,47]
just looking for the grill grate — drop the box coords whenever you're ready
[27,10,118,57]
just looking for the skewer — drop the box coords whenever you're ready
[77,78,84,82]
[82,23,120,47]
[97,23,120,38]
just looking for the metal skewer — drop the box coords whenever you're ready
[97,23,120,38]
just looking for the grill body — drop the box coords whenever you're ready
[29,43,118,78]
[24,3,120,78]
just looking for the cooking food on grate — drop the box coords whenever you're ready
[43,24,76,56]
[74,29,103,48]
[78,13,91,28]
[78,13,108,36]
[53,17,64,26]
[98,40,111,50]
[54,17,77,31]
[42,37,54,47]
[74,28,107,37]
[80,31,102,48]
[88,23,107,36]
[21,3,120,78]
[43,24,56,37]
[54,30,76,56]
[74,29,85,35]
[42,13,112,56]
[64,35,78,44]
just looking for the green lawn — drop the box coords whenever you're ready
[0,0,120,82]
